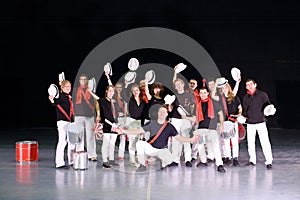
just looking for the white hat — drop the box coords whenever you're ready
[164,94,176,105]
[216,77,228,88]
[174,63,187,73]
[58,72,65,84]
[264,104,276,116]
[128,58,139,71]
[231,67,241,81]
[237,115,246,124]
[145,70,156,84]
[104,63,112,76]
[88,77,96,93]
[48,84,59,99]
[124,71,137,84]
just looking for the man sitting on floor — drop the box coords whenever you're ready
[116,104,199,172]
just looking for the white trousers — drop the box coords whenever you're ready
[219,122,239,159]
[136,141,174,168]
[247,122,273,165]
[128,135,139,163]
[206,129,223,166]
[171,118,192,163]
[101,133,118,162]
[117,117,126,158]
[74,116,97,159]
[56,121,75,167]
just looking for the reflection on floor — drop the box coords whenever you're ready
[0,128,299,200]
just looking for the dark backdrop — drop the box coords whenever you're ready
[1,1,300,130]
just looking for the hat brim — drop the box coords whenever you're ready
[88,78,96,93]
[164,95,175,104]
[217,80,228,88]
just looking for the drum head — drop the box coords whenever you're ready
[238,124,246,140]
[128,58,139,71]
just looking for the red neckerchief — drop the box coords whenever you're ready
[196,96,214,122]
[116,95,125,113]
[75,85,91,104]
[247,89,256,96]
[221,95,228,117]
[141,90,149,103]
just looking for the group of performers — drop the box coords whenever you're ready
[49,63,276,173]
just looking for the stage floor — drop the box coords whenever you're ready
[0,128,299,200]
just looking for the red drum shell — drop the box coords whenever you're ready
[16,141,38,163]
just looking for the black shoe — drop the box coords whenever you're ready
[191,158,197,164]
[266,164,272,170]
[109,160,119,167]
[206,158,214,165]
[185,161,193,167]
[136,165,147,172]
[167,162,179,167]
[233,158,240,166]
[56,165,70,170]
[222,157,231,166]
[196,162,208,167]
[102,162,112,168]
[217,165,226,173]
[245,162,256,166]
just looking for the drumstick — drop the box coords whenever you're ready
[87,89,99,100]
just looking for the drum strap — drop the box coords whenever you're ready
[148,121,168,144]
[57,104,72,122]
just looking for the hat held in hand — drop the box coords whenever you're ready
[164,94,176,105]
[174,63,187,73]
[48,84,59,99]
[231,67,241,81]
[264,104,276,116]
[104,63,112,76]
[128,58,139,71]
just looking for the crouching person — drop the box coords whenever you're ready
[116,104,198,172]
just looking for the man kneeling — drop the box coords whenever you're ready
[117,105,198,172]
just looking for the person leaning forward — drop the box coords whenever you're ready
[116,104,199,172]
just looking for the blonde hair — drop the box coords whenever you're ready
[60,80,71,92]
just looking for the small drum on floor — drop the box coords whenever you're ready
[193,129,208,144]
[16,141,39,163]
[73,151,88,170]
[219,121,236,139]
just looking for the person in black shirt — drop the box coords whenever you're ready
[49,80,75,169]
[117,105,198,172]
[242,79,274,170]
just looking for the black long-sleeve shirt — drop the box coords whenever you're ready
[242,89,270,124]
[51,92,74,122]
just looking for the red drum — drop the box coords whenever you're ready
[16,141,38,163]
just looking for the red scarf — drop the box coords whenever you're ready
[247,89,256,96]
[116,95,125,113]
[141,90,149,104]
[221,95,228,117]
[196,96,214,122]
[75,85,91,104]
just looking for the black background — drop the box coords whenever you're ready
[1,1,300,130]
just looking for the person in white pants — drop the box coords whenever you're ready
[117,105,198,172]
[49,80,75,169]
[242,78,274,170]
